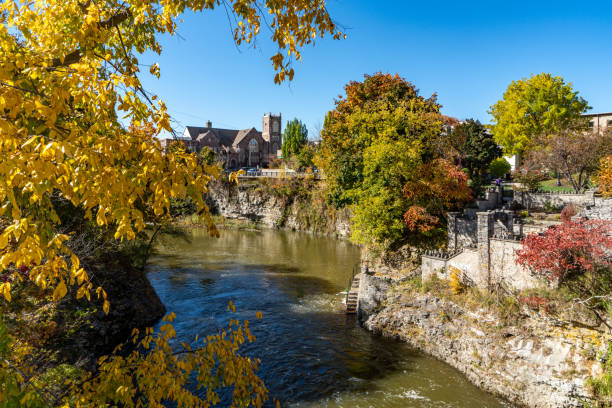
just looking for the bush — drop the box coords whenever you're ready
[489,157,511,178]
[561,205,577,222]
[516,219,612,307]
[513,167,548,191]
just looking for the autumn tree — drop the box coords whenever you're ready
[527,126,612,193]
[597,155,612,197]
[281,118,308,160]
[318,73,471,246]
[489,73,590,156]
[0,0,344,405]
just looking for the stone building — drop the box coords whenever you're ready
[161,113,282,168]
[584,111,612,134]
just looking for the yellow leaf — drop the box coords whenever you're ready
[103,300,110,315]
[53,280,67,301]
[1,283,11,302]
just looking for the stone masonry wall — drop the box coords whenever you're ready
[489,238,542,290]
[514,190,592,210]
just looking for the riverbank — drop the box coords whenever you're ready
[206,178,351,238]
[358,267,611,408]
[2,252,166,389]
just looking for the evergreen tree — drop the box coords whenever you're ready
[454,119,502,183]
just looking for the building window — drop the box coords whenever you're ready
[607,120,612,128]
[249,138,258,153]
[588,121,594,129]
[272,121,279,133]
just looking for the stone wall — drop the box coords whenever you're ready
[447,212,477,250]
[489,238,542,290]
[581,195,612,220]
[426,209,535,292]
[421,254,451,282]
[513,190,592,210]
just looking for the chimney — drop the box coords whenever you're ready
[206,120,212,129]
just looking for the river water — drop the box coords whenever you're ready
[148,228,510,408]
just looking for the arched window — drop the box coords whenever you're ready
[249,138,258,152]
[272,121,279,133]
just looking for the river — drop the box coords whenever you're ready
[148,228,511,408]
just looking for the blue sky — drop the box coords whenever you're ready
[140,0,612,139]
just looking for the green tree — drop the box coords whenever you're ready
[489,157,511,178]
[296,144,316,169]
[281,118,308,159]
[455,119,502,180]
[318,72,442,208]
[489,73,590,155]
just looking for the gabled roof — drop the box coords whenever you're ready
[184,125,263,148]
[196,130,218,143]
[232,127,258,147]
[184,126,240,147]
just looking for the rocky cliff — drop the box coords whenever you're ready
[207,179,351,237]
[358,268,608,408]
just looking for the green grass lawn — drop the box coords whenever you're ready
[538,177,594,193]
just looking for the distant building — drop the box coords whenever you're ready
[161,113,282,168]
[584,112,612,134]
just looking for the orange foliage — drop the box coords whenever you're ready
[403,159,471,232]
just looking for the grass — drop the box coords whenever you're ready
[537,177,595,193]
[586,342,612,406]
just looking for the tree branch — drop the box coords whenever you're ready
[50,9,132,68]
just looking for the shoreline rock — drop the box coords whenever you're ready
[359,272,603,408]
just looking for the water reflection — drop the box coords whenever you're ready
[148,229,511,408]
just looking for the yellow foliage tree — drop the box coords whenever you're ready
[0,0,343,405]
[597,155,612,197]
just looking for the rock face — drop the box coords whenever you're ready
[58,260,166,370]
[207,180,351,237]
[359,273,602,408]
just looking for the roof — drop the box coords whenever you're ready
[583,112,612,117]
[232,128,258,147]
[184,125,262,147]
[184,126,240,146]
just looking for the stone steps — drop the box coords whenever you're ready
[345,275,361,314]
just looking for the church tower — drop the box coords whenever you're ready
[262,113,282,143]
[262,113,282,157]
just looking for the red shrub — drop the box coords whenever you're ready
[560,205,577,223]
[515,218,612,285]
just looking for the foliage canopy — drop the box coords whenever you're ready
[318,73,470,246]
[0,0,344,405]
[455,119,502,180]
[281,118,308,160]
[489,157,511,179]
[489,73,590,155]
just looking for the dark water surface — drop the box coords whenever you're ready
[148,229,510,408]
